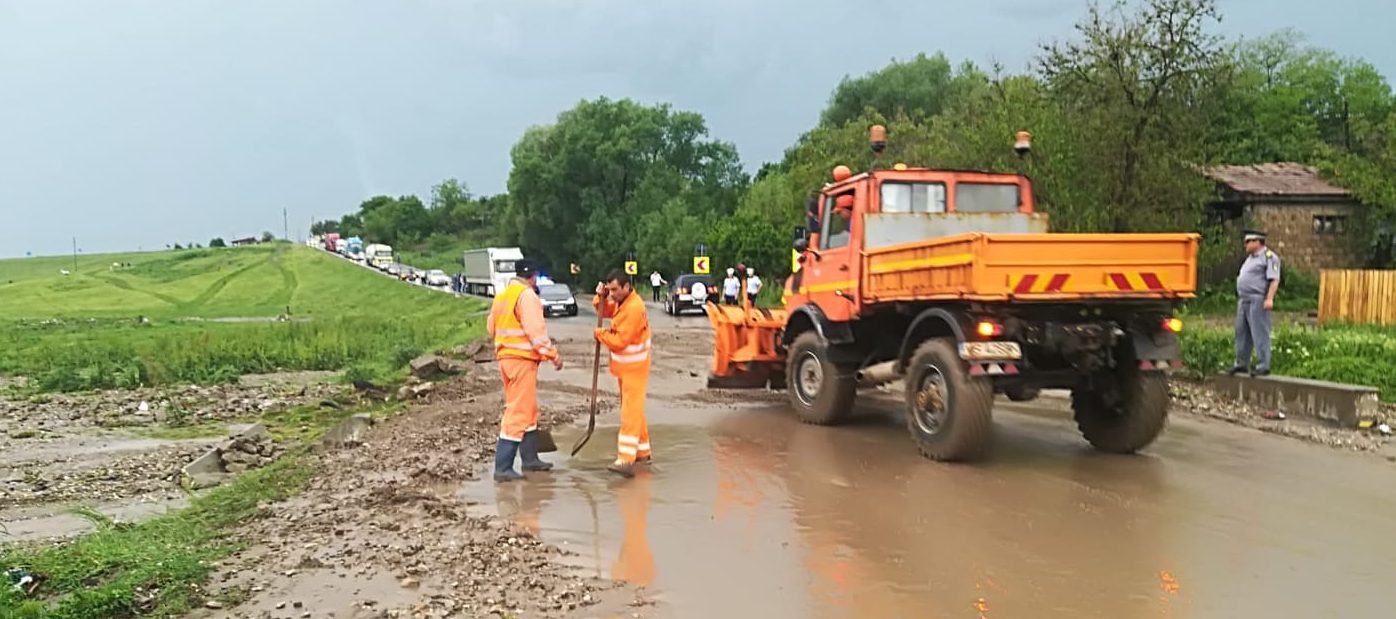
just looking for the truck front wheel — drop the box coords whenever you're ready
[786,332,856,425]
[903,338,994,461]
[1071,370,1169,454]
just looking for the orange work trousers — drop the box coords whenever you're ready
[499,357,540,442]
[614,369,651,463]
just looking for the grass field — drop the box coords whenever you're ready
[0,244,484,391]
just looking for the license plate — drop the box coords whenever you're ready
[959,341,1022,360]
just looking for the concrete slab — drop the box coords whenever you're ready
[178,423,271,489]
[1210,374,1380,427]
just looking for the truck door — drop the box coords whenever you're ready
[801,187,861,321]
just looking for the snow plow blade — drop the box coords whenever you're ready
[704,301,787,390]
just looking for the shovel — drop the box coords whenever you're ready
[570,305,606,456]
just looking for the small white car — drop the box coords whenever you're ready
[425,269,451,287]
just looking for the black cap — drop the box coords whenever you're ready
[1243,229,1266,242]
[516,259,539,278]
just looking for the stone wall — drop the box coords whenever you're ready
[1251,202,1363,273]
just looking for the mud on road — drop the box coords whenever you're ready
[192,326,657,619]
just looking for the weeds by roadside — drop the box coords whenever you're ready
[1181,322,1396,400]
[0,317,475,394]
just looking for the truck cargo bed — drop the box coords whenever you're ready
[864,232,1199,302]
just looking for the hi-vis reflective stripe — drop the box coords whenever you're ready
[868,253,974,275]
[612,339,651,363]
[496,328,527,337]
[498,342,534,351]
[1010,273,1072,294]
[1107,272,1167,291]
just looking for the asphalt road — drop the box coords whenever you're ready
[461,304,1395,619]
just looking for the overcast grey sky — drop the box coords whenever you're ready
[2,0,1393,257]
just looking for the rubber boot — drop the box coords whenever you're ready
[520,430,553,472]
[607,460,635,478]
[493,439,524,482]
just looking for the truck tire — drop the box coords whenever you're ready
[1072,371,1169,454]
[903,338,994,461]
[786,332,856,425]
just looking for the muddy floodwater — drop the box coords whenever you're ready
[462,310,1396,619]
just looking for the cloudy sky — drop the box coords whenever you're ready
[2,0,1393,257]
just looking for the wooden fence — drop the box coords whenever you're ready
[1319,270,1396,325]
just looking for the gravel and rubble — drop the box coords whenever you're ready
[1,372,346,536]
[195,355,648,619]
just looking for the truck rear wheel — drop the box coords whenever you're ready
[903,338,994,461]
[1072,371,1169,454]
[786,332,856,425]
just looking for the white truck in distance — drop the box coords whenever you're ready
[462,247,525,297]
[365,243,394,269]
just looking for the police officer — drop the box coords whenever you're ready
[1232,230,1281,377]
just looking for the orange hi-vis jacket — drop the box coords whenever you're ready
[593,291,651,375]
[488,280,558,362]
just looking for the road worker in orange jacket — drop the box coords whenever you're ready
[592,269,653,478]
[487,259,562,482]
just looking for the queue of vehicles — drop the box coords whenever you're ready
[308,237,581,312]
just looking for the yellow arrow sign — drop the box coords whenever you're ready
[693,256,710,274]
[624,261,638,276]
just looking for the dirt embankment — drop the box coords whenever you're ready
[197,341,649,619]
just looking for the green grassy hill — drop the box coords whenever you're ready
[0,244,484,391]
[0,244,470,321]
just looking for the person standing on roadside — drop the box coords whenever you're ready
[649,270,667,303]
[1231,230,1281,377]
[745,267,763,305]
[722,268,740,305]
[487,259,562,482]
[593,270,653,478]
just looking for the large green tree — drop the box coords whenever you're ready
[505,98,746,281]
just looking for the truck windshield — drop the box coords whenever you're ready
[373,249,391,257]
[956,183,1020,213]
[494,260,516,273]
[881,182,946,214]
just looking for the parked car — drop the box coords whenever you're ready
[410,267,426,282]
[425,269,450,287]
[385,263,404,277]
[396,265,415,281]
[664,274,714,316]
[538,284,579,317]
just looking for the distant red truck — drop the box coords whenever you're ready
[323,233,341,252]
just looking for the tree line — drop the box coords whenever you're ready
[312,0,1396,284]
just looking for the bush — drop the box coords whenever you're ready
[1185,269,1321,316]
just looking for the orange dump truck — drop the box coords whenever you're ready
[706,132,1199,461]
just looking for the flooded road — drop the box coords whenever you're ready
[463,307,1396,619]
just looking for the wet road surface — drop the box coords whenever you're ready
[464,306,1396,618]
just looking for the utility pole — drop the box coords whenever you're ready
[72,237,78,272]
[283,208,289,241]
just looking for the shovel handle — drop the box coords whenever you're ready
[570,303,606,456]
